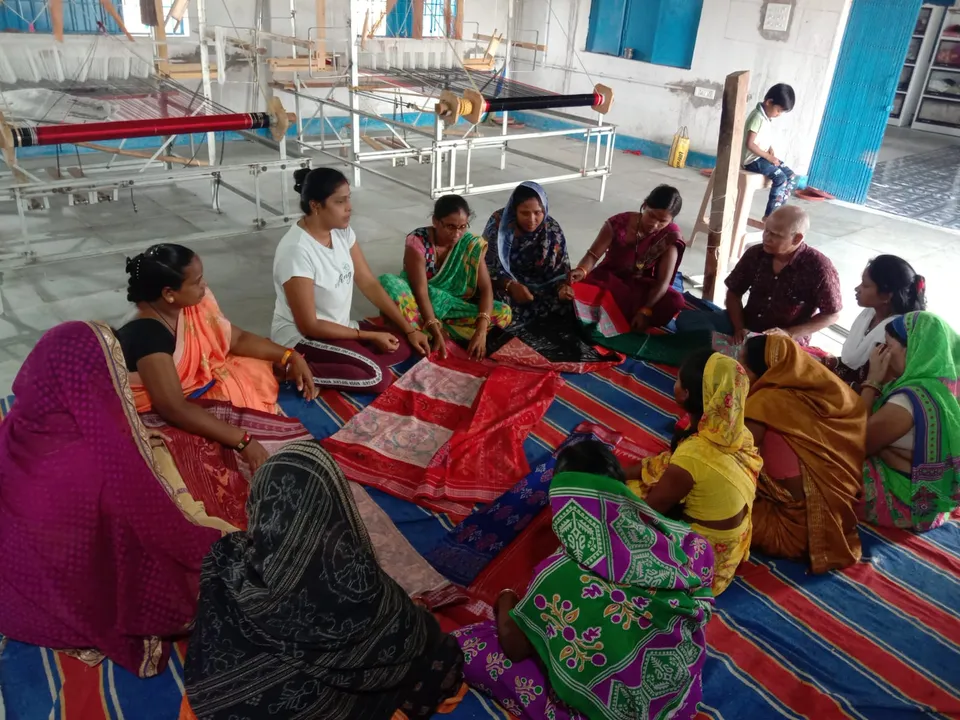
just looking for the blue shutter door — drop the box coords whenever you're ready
[622,0,660,62]
[650,0,703,69]
[585,0,629,56]
[807,0,922,203]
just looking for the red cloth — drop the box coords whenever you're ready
[725,243,842,345]
[465,420,656,607]
[468,509,560,606]
[139,401,314,530]
[0,322,220,677]
[489,335,625,374]
[577,215,687,329]
[324,355,562,516]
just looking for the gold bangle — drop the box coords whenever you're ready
[504,279,515,292]
[280,348,294,366]
[640,307,654,317]
[477,312,492,324]
[587,249,602,262]
[862,381,883,394]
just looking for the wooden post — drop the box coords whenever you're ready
[316,0,326,64]
[153,0,169,64]
[50,0,64,42]
[702,70,750,302]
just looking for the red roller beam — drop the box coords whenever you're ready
[9,112,273,148]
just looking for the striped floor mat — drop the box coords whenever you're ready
[2,358,959,718]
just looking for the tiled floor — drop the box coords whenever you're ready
[866,126,960,228]
[0,134,958,395]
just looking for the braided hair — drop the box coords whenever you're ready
[125,244,196,303]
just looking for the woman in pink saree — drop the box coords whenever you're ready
[0,321,227,677]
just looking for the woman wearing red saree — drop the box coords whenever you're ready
[0,322,226,677]
[118,244,316,529]
[561,185,686,334]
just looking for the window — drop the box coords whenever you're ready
[120,0,190,36]
[585,0,702,70]
[0,0,124,34]
[0,0,188,36]
[367,0,459,39]
[422,0,457,38]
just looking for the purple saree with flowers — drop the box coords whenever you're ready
[454,470,715,719]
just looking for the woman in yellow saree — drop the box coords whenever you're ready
[626,348,761,595]
[739,335,864,573]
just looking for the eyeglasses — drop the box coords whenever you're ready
[442,222,470,232]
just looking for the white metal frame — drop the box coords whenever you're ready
[275,0,616,200]
[0,0,312,267]
[0,0,616,270]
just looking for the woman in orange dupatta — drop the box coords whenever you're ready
[740,334,865,572]
[115,245,317,528]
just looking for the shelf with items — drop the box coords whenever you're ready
[891,4,944,126]
[913,6,960,135]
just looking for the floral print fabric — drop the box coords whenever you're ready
[458,471,714,720]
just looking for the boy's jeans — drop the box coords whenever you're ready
[744,157,797,218]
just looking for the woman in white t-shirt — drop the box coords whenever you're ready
[823,255,925,387]
[272,167,431,394]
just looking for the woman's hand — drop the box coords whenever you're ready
[285,352,318,401]
[368,332,401,354]
[508,282,535,305]
[145,428,171,448]
[558,283,575,301]
[866,344,893,385]
[568,267,587,284]
[631,310,651,334]
[240,438,269,472]
[467,326,488,361]
[429,328,448,359]
[407,329,432,356]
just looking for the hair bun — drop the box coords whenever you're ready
[124,255,137,275]
[293,167,310,194]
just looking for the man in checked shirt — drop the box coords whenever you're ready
[677,205,841,346]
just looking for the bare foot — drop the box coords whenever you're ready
[496,590,535,661]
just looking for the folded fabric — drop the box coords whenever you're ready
[424,422,656,587]
[139,400,313,530]
[583,326,744,366]
[324,355,562,516]
[485,315,623,374]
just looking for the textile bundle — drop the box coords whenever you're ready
[424,422,655,587]
[324,355,562,516]
[139,400,313,530]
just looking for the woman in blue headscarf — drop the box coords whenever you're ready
[482,181,572,328]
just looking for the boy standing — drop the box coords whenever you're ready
[743,83,797,219]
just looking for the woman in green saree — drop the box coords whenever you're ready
[859,311,960,531]
[380,195,512,360]
[454,440,714,720]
